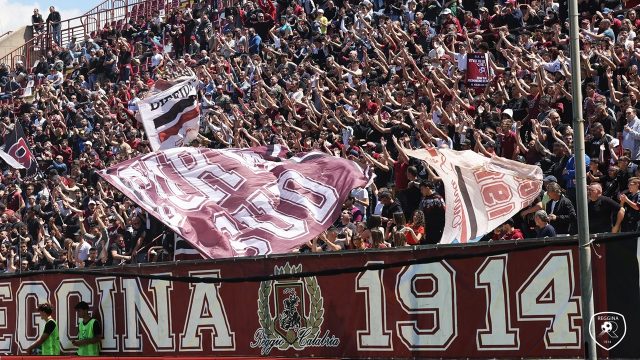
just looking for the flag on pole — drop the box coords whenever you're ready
[138,75,200,151]
[3,122,38,177]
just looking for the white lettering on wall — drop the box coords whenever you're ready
[395,263,457,350]
[180,270,235,351]
[96,277,119,352]
[0,283,12,352]
[121,275,175,351]
[16,282,49,352]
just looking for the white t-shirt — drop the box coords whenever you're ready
[350,187,369,215]
[75,241,91,261]
[151,53,163,67]
[454,52,468,71]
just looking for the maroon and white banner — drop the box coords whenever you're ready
[139,75,200,150]
[99,147,369,258]
[405,148,542,243]
[466,53,489,89]
[0,237,636,358]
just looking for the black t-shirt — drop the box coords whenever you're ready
[381,201,403,223]
[106,242,127,266]
[43,319,56,335]
[588,196,621,234]
[420,193,446,244]
[127,226,147,251]
[622,191,640,231]
[399,183,422,221]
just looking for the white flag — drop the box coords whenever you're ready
[138,76,200,151]
[405,148,543,243]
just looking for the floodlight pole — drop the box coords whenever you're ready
[567,0,597,358]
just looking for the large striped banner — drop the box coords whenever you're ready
[99,147,369,258]
[405,148,543,244]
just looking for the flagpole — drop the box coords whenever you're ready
[567,0,596,358]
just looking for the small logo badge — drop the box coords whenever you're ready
[589,312,626,350]
[251,263,340,355]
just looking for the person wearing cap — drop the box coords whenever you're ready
[73,301,102,356]
[545,182,576,235]
[315,9,329,34]
[440,8,462,33]
[26,303,60,355]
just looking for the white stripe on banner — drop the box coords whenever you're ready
[636,236,640,295]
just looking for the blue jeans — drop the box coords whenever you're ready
[51,24,61,45]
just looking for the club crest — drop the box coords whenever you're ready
[251,263,340,355]
[589,312,627,351]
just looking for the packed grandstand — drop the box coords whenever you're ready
[0,0,636,271]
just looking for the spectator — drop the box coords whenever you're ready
[379,191,402,228]
[401,209,425,245]
[46,6,61,45]
[493,218,525,240]
[546,182,577,235]
[32,8,44,34]
[106,234,130,266]
[622,108,640,160]
[370,229,388,249]
[587,183,625,234]
[619,177,640,232]
[419,181,445,244]
[534,210,556,238]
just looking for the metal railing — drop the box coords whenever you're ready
[0,0,188,69]
[0,31,13,40]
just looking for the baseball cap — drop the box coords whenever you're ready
[543,175,558,183]
[441,8,452,15]
[75,301,90,310]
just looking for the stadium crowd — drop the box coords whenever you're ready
[0,0,637,267]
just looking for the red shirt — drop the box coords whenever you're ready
[493,228,524,240]
[393,161,410,190]
[500,131,517,159]
[405,225,424,245]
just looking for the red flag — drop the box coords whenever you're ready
[466,53,490,91]
[100,147,370,258]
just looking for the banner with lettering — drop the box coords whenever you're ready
[1,235,639,358]
[466,53,489,90]
[99,148,369,258]
[405,148,543,244]
[138,75,200,150]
